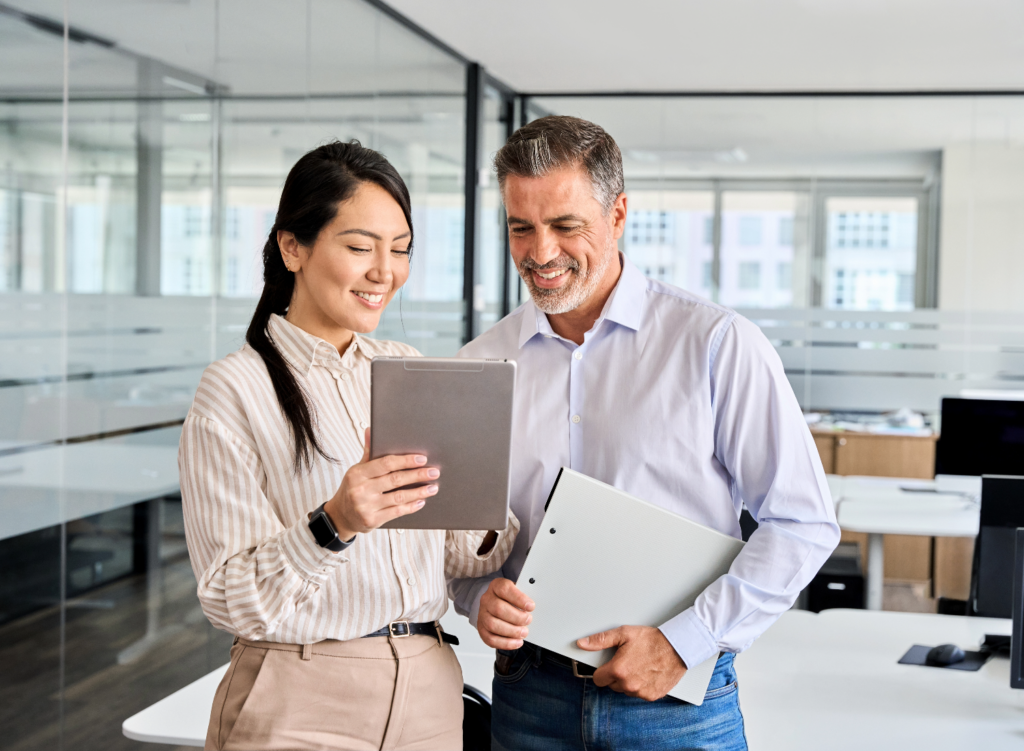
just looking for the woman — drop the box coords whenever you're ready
[179,141,518,751]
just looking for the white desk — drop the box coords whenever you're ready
[0,427,182,541]
[122,611,494,747]
[739,609,1022,750]
[831,475,980,610]
[125,609,1023,750]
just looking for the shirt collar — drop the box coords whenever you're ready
[517,253,648,349]
[268,314,366,375]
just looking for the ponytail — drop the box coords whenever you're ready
[245,140,413,472]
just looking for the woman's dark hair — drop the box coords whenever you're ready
[246,140,413,471]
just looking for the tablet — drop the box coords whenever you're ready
[370,356,516,530]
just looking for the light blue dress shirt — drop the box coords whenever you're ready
[451,254,840,670]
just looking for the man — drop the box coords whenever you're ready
[450,116,839,750]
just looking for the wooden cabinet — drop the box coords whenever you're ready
[812,429,972,602]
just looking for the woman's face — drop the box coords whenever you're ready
[281,181,411,345]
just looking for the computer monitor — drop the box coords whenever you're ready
[1011,528,1024,689]
[936,398,1024,477]
[976,476,1024,618]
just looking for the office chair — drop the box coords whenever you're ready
[937,475,1024,618]
[462,684,491,751]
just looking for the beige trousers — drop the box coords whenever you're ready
[206,631,464,751]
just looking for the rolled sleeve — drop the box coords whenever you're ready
[445,510,520,579]
[180,414,347,640]
[278,515,350,582]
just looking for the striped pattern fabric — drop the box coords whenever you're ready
[179,313,518,643]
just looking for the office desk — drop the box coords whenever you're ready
[125,609,1022,749]
[122,611,495,746]
[832,476,979,610]
[739,608,1022,750]
[0,427,182,541]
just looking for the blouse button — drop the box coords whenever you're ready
[360,420,368,429]
[341,372,351,382]
[407,577,416,586]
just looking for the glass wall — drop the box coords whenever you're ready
[0,2,474,749]
[529,95,1024,419]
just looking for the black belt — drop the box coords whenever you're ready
[529,642,595,678]
[362,620,459,646]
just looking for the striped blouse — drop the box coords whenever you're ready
[179,313,518,644]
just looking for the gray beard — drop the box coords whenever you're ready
[520,249,614,315]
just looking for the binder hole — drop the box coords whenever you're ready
[549,528,556,534]
[529,578,535,584]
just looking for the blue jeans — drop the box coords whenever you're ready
[491,645,747,751]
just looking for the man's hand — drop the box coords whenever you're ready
[477,578,535,650]
[577,625,687,701]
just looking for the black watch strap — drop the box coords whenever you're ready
[308,503,355,552]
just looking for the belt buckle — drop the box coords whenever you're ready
[388,620,412,638]
[572,660,594,679]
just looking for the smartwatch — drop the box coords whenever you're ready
[307,502,356,552]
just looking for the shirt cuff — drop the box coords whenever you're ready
[454,576,495,628]
[279,517,349,582]
[659,607,719,670]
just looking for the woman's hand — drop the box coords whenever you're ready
[324,429,437,540]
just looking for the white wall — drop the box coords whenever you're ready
[940,142,1024,312]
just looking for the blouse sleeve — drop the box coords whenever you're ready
[179,413,348,639]
[443,509,520,580]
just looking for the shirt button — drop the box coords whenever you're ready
[397,529,405,534]
[571,415,581,424]
[341,372,351,381]
[573,350,582,360]
[407,577,416,586]
[360,421,368,429]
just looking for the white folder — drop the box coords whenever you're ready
[517,468,745,705]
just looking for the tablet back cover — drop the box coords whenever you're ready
[371,357,514,530]
[517,468,745,705]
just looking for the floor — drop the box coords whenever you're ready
[0,511,232,751]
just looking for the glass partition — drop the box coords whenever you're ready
[0,2,469,748]
[529,94,1024,420]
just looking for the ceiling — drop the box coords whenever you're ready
[386,0,1024,93]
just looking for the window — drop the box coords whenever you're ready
[778,217,793,247]
[184,206,206,238]
[621,191,713,293]
[738,216,762,246]
[738,261,761,290]
[777,262,792,290]
[720,192,800,308]
[702,261,713,289]
[825,196,918,311]
[625,211,675,246]
[703,216,713,245]
[897,273,914,305]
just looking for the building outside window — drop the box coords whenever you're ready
[825,197,919,311]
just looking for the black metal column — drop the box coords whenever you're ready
[499,93,516,318]
[463,62,485,344]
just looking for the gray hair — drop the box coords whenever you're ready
[493,115,624,214]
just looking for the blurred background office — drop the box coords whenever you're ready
[2,1,1024,749]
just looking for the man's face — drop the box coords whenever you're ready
[504,166,626,315]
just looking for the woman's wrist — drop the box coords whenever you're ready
[324,497,358,542]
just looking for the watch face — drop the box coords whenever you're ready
[309,512,337,548]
